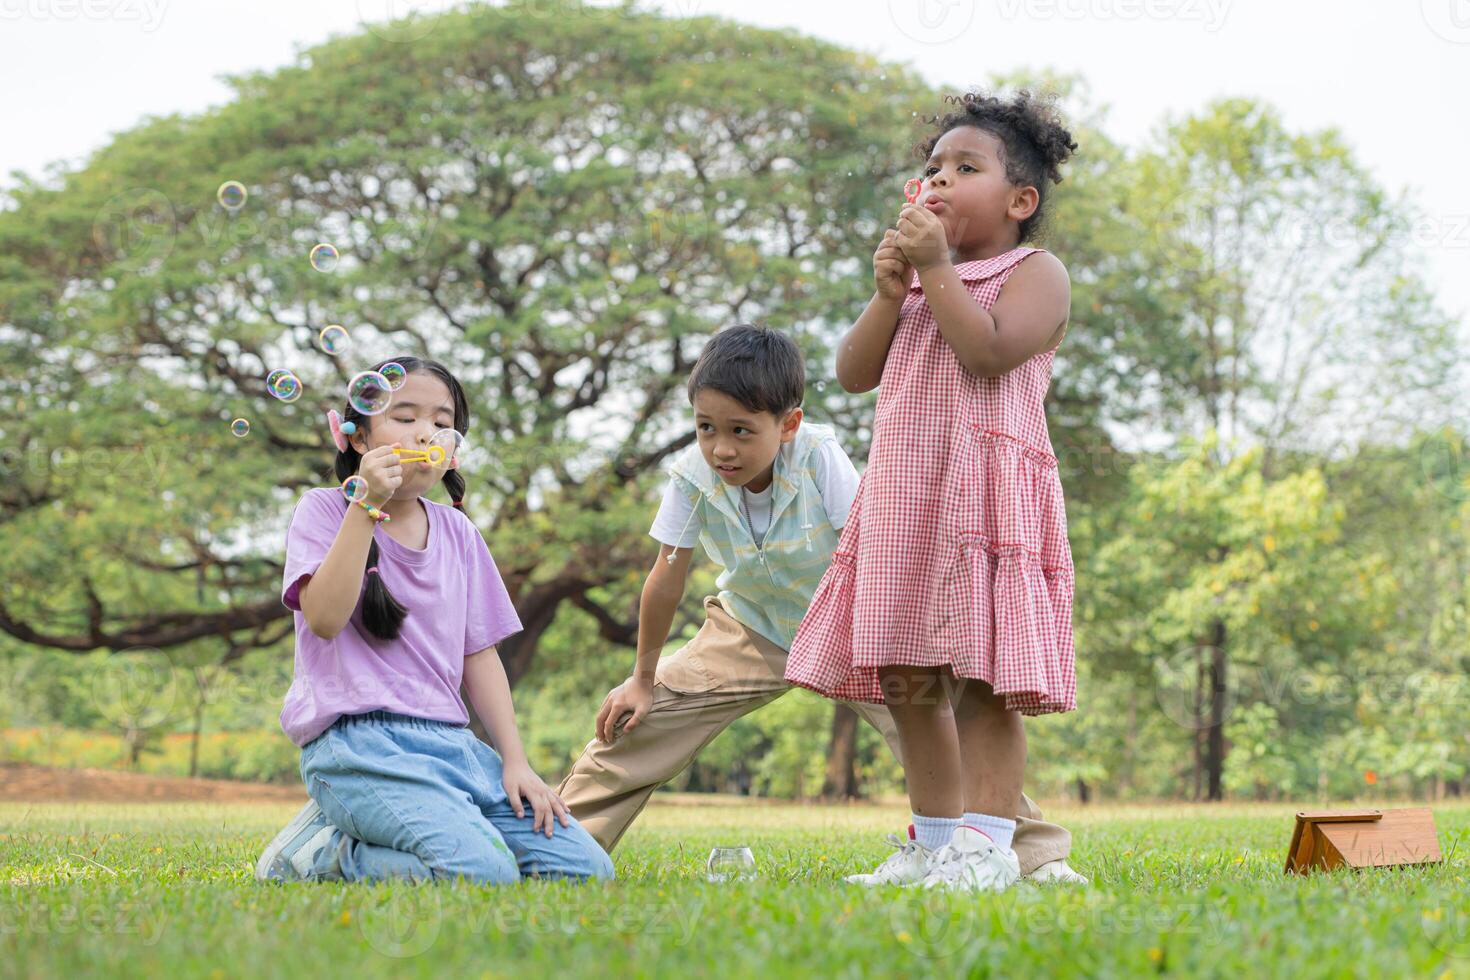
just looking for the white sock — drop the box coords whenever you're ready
[963,812,1017,850]
[912,814,961,851]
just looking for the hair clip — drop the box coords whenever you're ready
[327,410,353,452]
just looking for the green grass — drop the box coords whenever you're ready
[3,798,1470,978]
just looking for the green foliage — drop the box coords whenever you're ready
[0,4,1464,804]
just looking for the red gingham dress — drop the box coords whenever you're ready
[785,247,1077,715]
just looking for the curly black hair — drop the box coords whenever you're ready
[916,90,1078,244]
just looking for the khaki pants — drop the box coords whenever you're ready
[558,596,1072,876]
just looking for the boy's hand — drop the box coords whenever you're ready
[501,759,571,837]
[873,229,913,301]
[895,203,950,273]
[595,676,655,743]
[357,444,403,507]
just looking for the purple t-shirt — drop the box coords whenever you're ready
[278,488,523,747]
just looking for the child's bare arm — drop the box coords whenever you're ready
[594,543,694,742]
[917,251,1070,378]
[297,444,403,638]
[836,229,911,393]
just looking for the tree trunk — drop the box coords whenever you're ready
[1205,620,1228,802]
[1076,776,1091,805]
[821,703,860,800]
[188,697,204,779]
[1192,650,1205,801]
[188,667,208,779]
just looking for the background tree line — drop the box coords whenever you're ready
[1,0,1465,802]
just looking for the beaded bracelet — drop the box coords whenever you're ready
[351,498,392,523]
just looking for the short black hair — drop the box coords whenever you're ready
[686,324,804,418]
[917,89,1078,243]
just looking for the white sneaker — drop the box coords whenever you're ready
[920,825,1021,893]
[255,799,339,882]
[1026,858,1089,885]
[844,825,933,886]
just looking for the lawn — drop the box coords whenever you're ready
[3,798,1469,977]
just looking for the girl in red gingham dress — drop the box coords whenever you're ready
[786,91,1079,893]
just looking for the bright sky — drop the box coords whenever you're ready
[2,0,1466,330]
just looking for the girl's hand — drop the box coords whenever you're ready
[895,203,950,273]
[873,229,913,301]
[502,759,571,837]
[357,444,403,507]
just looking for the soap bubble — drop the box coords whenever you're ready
[341,475,369,503]
[348,371,393,416]
[318,324,350,355]
[266,369,302,403]
[309,243,340,272]
[429,427,464,466]
[379,361,407,390]
[216,181,247,211]
[230,418,250,437]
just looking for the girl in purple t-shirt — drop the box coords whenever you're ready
[255,356,613,885]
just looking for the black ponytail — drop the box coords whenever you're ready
[332,355,472,641]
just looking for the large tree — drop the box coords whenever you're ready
[0,6,1175,692]
[0,2,934,682]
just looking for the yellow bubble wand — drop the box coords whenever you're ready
[393,445,448,466]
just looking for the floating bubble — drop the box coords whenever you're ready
[348,371,393,416]
[379,361,407,390]
[318,324,350,355]
[815,381,827,393]
[266,369,302,403]
[217,181,247,211]
[429,428,464,466]
[341,475,369,503]
[309,242,340,272]
[230,418,250,437]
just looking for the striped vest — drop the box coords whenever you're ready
[665,422,845,651]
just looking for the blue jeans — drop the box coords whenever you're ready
[300,710,614,884]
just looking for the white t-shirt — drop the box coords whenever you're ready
[649,437,861,549]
